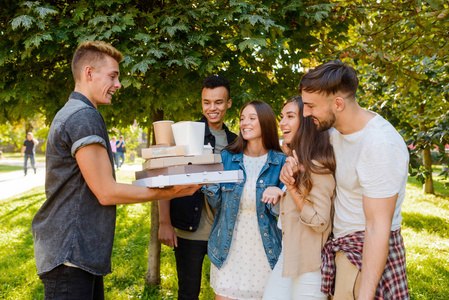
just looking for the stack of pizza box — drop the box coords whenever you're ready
[132,122,243,188]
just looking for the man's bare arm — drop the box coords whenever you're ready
[76,143,201,206]
[357,194,397,300]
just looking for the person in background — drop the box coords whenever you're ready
[32,40,200,300]
[204,100,286,300]
[110,136,117,169]
[115,135,125,168]
[262,95,336,299]
[21,132,39,176]
[158,75,237,300]
[283,60,409,299]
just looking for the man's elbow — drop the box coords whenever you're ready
[95,188,117,206]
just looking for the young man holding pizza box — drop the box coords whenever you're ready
[158,75,237,300]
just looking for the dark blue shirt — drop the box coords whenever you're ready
[32,91,116,276]
[23,139,36,155]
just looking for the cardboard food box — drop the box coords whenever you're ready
[141,145,186,159]
[142,154,222,170]
[132,170,244,188]
[135,163,224,179]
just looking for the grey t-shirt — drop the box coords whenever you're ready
[209,128,228,154]
[32,92,116,276]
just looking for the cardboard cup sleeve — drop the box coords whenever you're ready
[153,120,175,145]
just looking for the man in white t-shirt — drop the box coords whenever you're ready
[283,60,410,299]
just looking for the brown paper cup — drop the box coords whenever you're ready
[153,120,174,145]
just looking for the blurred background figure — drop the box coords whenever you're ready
[21,132,39,176]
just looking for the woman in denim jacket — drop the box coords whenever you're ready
[203,100,287,300]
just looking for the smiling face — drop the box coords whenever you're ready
[279,102,300,145]
[240,104,262,143]
[201,86,232,130]
[89,55,121,107]
[302,91,336,132]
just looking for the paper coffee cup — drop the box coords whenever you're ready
[171,121,205,155]
[153,120,174,145]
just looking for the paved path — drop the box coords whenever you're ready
[0,158,141,201]
[0,158,46,200]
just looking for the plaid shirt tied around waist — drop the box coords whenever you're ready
[321,229,409,299]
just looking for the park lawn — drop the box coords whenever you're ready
[0,169,447,299]
[0,165,23,173]
[1,152,46,162]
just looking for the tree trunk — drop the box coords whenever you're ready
[146,200,161,286]
[25,122,33,136]
[422,147,435,194]
[418,103,434,194]
[145,109,164,287]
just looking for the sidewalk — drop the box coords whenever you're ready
[0,158,141,201]
[0,158,46,201]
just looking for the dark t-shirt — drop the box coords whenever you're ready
[23,139,36,155]
[32,91,116,276]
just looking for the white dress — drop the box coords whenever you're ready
[211,154,272,299]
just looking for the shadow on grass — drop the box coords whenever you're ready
[402,211,449,239]
[0,194,44,222]
[407,176,449,199]
[107,204,153,296]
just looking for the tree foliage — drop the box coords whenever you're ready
[1,0,352,129]
[334,0,449,189]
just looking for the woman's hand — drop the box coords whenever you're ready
[261,186,283,205]
[280,150,304,186]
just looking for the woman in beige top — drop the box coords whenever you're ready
[262,95,336,300]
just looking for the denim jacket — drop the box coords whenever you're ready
[204,149,287,270]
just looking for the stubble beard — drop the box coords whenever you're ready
[316,110,336,132]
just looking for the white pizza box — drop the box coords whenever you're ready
[132,170,243,188]
[141,145,186,159]
[142,154,222,170]
[135,163,224,179]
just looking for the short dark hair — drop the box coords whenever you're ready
[299,60,359,99]
[225,100,282,154]
[202,75,231,99]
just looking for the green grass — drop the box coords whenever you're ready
[0,165,23,173]
[1,152,46,162]
[0,168,447,299]
[0,167,214,299]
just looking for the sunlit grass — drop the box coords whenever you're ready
[1,152,45,162]
[0,167,447,299]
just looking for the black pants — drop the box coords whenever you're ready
[174,237,208,300]
[39,264,104,300]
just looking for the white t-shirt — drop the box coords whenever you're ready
[330,113,409,238]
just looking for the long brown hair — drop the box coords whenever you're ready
[285,95,336,199]
[225,100,282,154]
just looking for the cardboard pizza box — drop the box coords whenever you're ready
[132,170,244,188]
[141,145,186,159]
[135,163,224,179]
[142,154,222,170]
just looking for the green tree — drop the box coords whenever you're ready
[336,0,449,194]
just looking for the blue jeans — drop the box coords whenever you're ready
[174,238,208,300]
[116,151,125,168]
[24,153,36,175]
[39,264,104,300]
